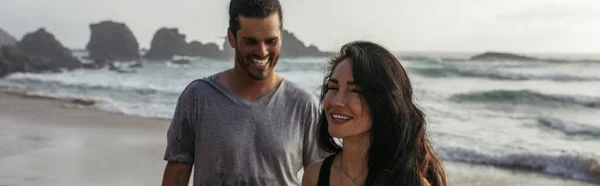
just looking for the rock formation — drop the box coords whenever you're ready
[17,28,81,69]
[220,40,234,60]
[86,21,140,61]
[0,45,58,77]
[143,27,329,61]
[0,28,18,46]
[182,41,222,59]
[470,52,536,61]
[280,30,329,57]
[1,28,86,77]
[144,28,186,60]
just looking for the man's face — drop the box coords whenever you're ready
[228,13,282,81]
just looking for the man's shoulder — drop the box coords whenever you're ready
[281,79,319,104]
[179,74,219,97]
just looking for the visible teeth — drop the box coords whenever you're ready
[252,58,269,66]
[332,114,351,120]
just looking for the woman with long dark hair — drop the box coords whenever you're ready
[302,41,446,186]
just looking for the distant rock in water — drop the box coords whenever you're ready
[182,41,223,59]
[0,46,23,76]
[0,28,18,46]
[144,27,230,60]
[144,28,187,60]
[221,40,234,59]
[142,27,329,61]
[470,52,536,61]
[0,45,58,77]
[281,30,330,57]
[1,28,82,77]
[18,28,82,70]
[86,21,140,62]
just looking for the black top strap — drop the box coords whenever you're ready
[317,152,338,186]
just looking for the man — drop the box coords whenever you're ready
[161,0,324,185]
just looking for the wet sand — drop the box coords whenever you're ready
[0,91,597,186]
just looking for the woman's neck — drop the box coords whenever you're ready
[341,133,370,180]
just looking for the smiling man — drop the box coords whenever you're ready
[160,0,325,185]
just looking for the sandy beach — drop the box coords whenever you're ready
[0,91,597,186]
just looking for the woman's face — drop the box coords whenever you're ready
[323,58,372,139]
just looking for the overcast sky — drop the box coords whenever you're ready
[1,0,599,53]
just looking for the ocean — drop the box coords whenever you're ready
[1,51,599,184]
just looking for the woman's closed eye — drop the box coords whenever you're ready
[326,86,361,94]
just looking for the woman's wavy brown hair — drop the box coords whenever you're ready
[316,41,447,186]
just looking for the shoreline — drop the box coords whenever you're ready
[0,90,597,186]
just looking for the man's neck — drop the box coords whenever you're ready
[218,69,282,102]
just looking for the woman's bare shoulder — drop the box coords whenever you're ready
[302,159,325,186]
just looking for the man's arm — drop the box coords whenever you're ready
[162,162,193,186]
[162,81,200,185]
[302,96,329,169]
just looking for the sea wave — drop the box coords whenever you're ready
[408,66,600,81]
[2,87,112,107]
[399,56,440,61]
[537,116,600,136]
[4,72,183,97]
[438,146,600,184]
[450,90,600,109]
[1,87,173,120]
[275,62,329,72]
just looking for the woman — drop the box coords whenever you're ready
[302,41,446,186]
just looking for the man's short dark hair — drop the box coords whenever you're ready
[228,0,283,38]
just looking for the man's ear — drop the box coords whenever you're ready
[227,29,236,49]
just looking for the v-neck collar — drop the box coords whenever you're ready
[208,74,286,107]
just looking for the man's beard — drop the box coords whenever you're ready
[235,48,277,81]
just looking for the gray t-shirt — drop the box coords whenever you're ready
[164,74,325,186]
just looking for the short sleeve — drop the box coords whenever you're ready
[303,95,329,167]
[163,81,199,163]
